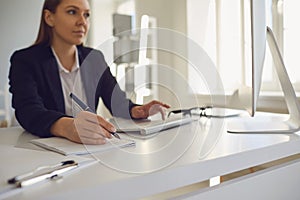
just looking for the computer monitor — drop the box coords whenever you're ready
[227,0,300,133]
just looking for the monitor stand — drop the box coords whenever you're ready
[227,27,300,133]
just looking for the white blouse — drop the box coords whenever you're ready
[51,47,88,116]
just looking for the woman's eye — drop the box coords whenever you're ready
[84,12,90,18]
[67,10,76,15]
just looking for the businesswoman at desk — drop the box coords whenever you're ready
[8,0,169,144]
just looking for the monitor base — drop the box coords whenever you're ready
[227,27,300,134]
[227,116,300,134]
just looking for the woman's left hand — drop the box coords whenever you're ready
[131,100,170,120]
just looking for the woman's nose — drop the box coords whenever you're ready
[77,14,88,26]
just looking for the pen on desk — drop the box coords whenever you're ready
[69,93,121,140]
[7,160,78,188]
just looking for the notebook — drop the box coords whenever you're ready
[110,116,193,135]
[30,137,135,156]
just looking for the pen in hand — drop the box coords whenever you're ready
[69,93,121,140]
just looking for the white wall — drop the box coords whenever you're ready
[88,0,117,48]
[135,0,188,107]
[0,0,43,86]
[0,0,43,120]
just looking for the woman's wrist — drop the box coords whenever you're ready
[50,117,74,138]
[130,106,145,119]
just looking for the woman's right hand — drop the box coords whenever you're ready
[50,111,116,144]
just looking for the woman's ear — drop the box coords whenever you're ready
[44,9,54,27]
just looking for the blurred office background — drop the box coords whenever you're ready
[1,0,300,126]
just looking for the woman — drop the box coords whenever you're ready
[8,0,169,144]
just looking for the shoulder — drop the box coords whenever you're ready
[77,45,106,61]
[10,44,51,62]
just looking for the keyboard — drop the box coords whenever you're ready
[109,116,193,135]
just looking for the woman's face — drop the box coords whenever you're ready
[45,0,90,46]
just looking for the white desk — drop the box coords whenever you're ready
[1,114,300,199]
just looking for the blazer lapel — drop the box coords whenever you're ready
[78,51,96,112]
[43,50,65,113]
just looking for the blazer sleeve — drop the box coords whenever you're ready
[8,50,68,137]
[94,52,139,119]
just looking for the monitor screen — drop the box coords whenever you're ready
[250,0,266,116]
[235,0,266,117]
[227,0,300,133]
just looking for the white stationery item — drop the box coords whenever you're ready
[30,137,135,156]
[0,145,95,198]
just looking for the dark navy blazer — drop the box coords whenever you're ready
[9,43,136,137]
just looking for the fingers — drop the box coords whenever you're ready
[158,106,167,120]
[74,111,115,141]
[149,104,167,120]
[78,135,107,145]
[147,100,170,109]
[69,128,107,145]
[51,115,113,145]
[78,111,116,133]
[96,115,116,134]
[131,100,171,119]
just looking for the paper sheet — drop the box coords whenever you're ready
[30,137,135,156]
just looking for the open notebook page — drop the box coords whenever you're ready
[30,137,135,156]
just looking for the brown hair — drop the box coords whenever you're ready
[34,0,62,45]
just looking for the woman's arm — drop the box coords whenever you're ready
[9,49,66,137]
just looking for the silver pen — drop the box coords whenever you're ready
[70,93,121,139]
[7,160,78,188]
